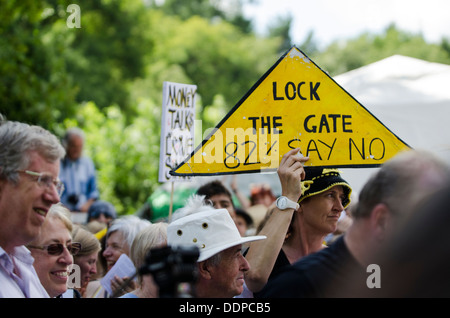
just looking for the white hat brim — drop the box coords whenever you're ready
[197,235,266,262]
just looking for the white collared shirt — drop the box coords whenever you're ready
[0,245,49,298]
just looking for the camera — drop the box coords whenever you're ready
[67,193,79,205]
[139,245,199,298]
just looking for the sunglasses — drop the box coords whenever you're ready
[27,242,81,256]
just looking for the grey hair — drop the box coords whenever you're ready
[0,120,65,183]
[62,127,85,149]
[29,203,73,247]
[106,215,152,251]
[203,252,222,266]
[46,203,73,232]
[353,149,450,220]
[72,224,101,258]
[129,222,168,283]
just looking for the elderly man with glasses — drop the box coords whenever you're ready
[0,117,66,298]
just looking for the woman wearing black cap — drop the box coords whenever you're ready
[243,148,352,298]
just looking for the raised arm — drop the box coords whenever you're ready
[244,148,308,292]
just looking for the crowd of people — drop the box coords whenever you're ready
[1,117,450,299]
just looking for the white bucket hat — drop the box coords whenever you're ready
[168,208,266,262]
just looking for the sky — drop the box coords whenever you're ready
[242,0,450,49]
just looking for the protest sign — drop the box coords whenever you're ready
[171,46,410,176]
[159,81,197,182]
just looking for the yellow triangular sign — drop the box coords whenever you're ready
[171,46,411,176]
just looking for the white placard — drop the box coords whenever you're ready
[100,254,136,296]
[158,81,197,182]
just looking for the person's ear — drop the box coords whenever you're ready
[197,261,212,280]
[371,203,391,242]
[0,178,7,195]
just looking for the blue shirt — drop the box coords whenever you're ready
[0,246,49,298]
[59,156,99,211]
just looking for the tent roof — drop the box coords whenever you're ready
[335,55,450,105]
[333,55,450,195]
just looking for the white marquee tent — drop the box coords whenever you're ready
[334,54,450,196]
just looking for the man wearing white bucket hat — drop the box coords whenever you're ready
[168,196,266,298]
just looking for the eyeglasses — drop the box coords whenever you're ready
[16,170,65,197]
[27,242,81,256]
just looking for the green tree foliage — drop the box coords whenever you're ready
[152,0,253,34]
[148,13,280,113]
[297,30,319,57]
[313,24,450,76]
[0,0,77,129]
[64,0,154,113]
[0,0,154,128]
[2,2,450,216]
[267,13,293,53]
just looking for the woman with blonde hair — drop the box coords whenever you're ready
[71,225,101,297]
[121,222,168,298]
[27,203,81,297]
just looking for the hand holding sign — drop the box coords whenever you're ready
[278,148,309,202]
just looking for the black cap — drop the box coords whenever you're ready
[298,167,352,208]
